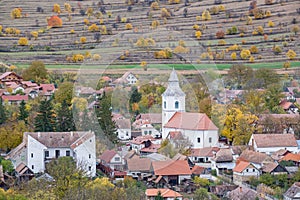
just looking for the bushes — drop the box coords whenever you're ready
[100,25,107,35]
[5,28,21,35]
[11,8,22,19]
[125,23,133,30]
[257,26,264,35]
[30,31,38,40]
[135,37,156,47]
[80,37,87,43]
[273,45,282,54]
[202,10,211,20]
[231,52,237,60]
[227,26,238,35]
[168,0,181,4]
[154,48,172,59]
[47,16,63,27]
[283,61,290,70]
[18,37,28,46]
[218,40,226,46]
[246,16,252,25]
[195,31,202,39]
[216,30,225,39]
[286,49,297,59]
[240,49,251,59]
[161,8,171,18]
[151,20,160,29]
[249,45,259,54]
[292,25,300,35]
[210,6,219,15]
[72,54,84,62]
[93,54,101,61]
[193,24,200,30]
[173,45,189,53]
[53,4,61,14]
[151,2,159,10]
[88,24,99,32]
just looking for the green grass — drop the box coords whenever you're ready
[15,61,300,70]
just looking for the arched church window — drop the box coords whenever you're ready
[175,101,179,109]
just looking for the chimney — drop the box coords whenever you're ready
[38,132,40,138]
[239,186,242,193]
[70,131,73,137]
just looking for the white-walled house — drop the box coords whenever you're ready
[115,118,131,140]
[249,134,299,155]
[7,131,96,177]
[233,161,260,184]
[113,72,138,85]
[146,189,183,200]
[141,123,161,138]
[99,150,125,171]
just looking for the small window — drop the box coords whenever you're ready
[88,166,92,171]
[90,139,92,142]
[253,169,255,172]
[209,137,212,143]
[45,151,49,158]
[164,101,166,109]
[197,138,201,143]
[246,169,249,172]
[115,157,120,161]
[66,150,70,156]
[32,165,34,170]
[175,101,179,109]
[145,131,148,135]
[126,132,129,136]
[89,154,91,159]
[31,153,33,158]
[149,130,152,134]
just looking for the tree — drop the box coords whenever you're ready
[125,23,133,30]
[56,100,75,132]
[264,84,285,113]
[240,49,251,60]
[18,37,28,46]
[194,188,210,200]
[34,99,56,132]
[242,89,266,114]
[54,82,73,105]
[11,8,22,19]
[96,93,118,144]
[155,191,164,200]
[53,4,61,13]
[202,10,211,20]
[47,15,63,27]
[286,49,297,60]
[22,61,48,83]
[292,25,299,35]
[18,100,29,124]
[0,99,7,125]
[195,31,202,39]
[226,64,254,89]
[254,68,278,88]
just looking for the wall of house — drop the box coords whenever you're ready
[126,74,137,84]
[117,128,131,140]
[178,175,191,184]
[73,135,96,177]
[163,128,218,148]
[254,146,299,155]
[27,135,47,173]
[10,145,27,169]
[109,154,125,170]
[45,147,74,159]
[141,125,160,138]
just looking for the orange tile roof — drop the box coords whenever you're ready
[279,100,293,110]
[152,160,191,176]
[164,112,218,130]
[233,161,250,173]
[190,147,220,157]
[146,189,182,198]
[253,134,298,148]
[191,165,206,175]
[99,150,117,163]
[281,153,300,162]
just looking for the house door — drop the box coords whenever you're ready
[55,150,60,158]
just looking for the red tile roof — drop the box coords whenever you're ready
[146,189,182,198]
[99,150,117,163]
[130,135,156,145]
[40,84,55,93]
[281,153,300,162]
[0,72,22,80]
[2,94,28,101]
[164,112,218,130]
[191,165,206,175]
[140,143,161,153]
[127,157,152,172]
[190,147,220,157]
[253,134,298,148]
[239,150,273,164]
[152,160,191,176]
[233,161,251,173]
[279,100,293,110]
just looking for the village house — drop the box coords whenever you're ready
[248,134,299,155]
[129,135,161,154]
[227,186,264,200]
[7,131,96,177]
[261,162,288,175]
[284,182,300,200]
[279,100,298,114]
[1,94,28,105]
[233,160,260,184]
[0,71,23,86]
[39,83,55,99]
[189,147,220,163]
[211,148,235,176]
[281,152,300,166]
[115,118,131,140]
[99,150,125,172]
[238,149,274,169]
[126,156,152,180]
[113,71,138,85]
[145,188,183,200]
[152,160,191,185]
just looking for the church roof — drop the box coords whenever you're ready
[164,112,218,131]
[162,69,185,97]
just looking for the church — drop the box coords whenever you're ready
[161,69,219,149]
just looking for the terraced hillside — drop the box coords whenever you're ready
[0,0,299,68]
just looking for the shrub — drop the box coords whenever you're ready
[80,37,87,43]
[282,41,288,47]
[286,49,297,59]
[125,23,133,30]
[53,4,61,14]
[240,33,245,37]
[257,26,264,35]
[253,8,265,19]
[219,5,225,11]
[168,0,181,4]
[151,2,159,10]
[210,6,219,15]
[283,61,290,70]
[292,25,300,35]
[193,24,200,30]
[47,16,63,27]
[161,8,171,18]
[5,28,21,35]
[265,10,271,17]
[101,25,107,34]
[154,48,172,59]
[18,37,28,46]
[196,16,201,21]
[231,52,237,60]
[84,19,89,25]
[249,45,259,54]
[216,30,225,39]
[11,8,22,19]
[86,7,94,18]
[173,45,189,53]
[246,16,252,25]
[264,34,268,41]
[93,54,101,61]
[88,24,99,32]
[249,56,255,62]
[273,45,282,54]
[240,49,251,59]
[64,3,71,13]
[268,20,274,27]
[30,31,38,40]
[72,54,84,62]
[151,20,160,29]
[202,10,211,20]
[121,17,127,23]
[140,61,147,71]
[70,29,75,34]
[228,44,240,51]
[218,40,226,46]
[227,26,238,35]
[195,31,202,39]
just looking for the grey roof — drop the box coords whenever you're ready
[284,182,300,199]
[115,118,131,129]
[146,153,171,161]
[162,69,185,97]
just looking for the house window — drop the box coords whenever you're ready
[246,169,249,172]
[145,131,148,135]
[55,150,60,158]
[90,139,92,143]
[197,138,201,143]
[66,150,70,156]
[209,137,212,143]
[253,169,255,172]
[175,101,179,109]
[126,132,129,136]
[149,130,152,134]
[115,157,120,162]
[89,166,92,171]
[32,165,34,170]
[164,101,166,109]
[45,151,49,158]
[31,153,33,158]
[89,154,91,159]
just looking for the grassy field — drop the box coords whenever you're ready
[15,61,300,70]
